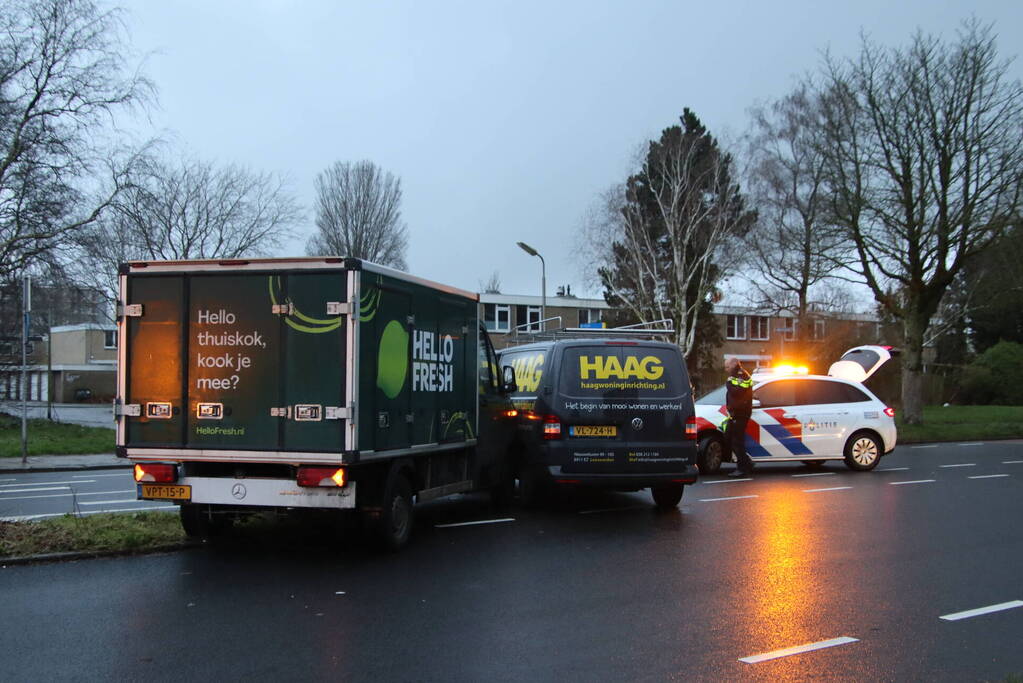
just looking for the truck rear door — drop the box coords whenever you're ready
[123,268,348,455]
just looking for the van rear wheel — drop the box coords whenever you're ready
[651,483,684,510]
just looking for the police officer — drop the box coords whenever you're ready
[725,358,755,478]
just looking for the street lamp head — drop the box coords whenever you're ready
[516,241,538,257]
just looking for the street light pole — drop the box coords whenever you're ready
[516,241,545,331]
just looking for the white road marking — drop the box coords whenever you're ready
[804,486,853,493]
[79,499,144,505]
[958,442,984,447]
[890,479,936,486]
[702,478,752,484]
[739,636,859,664]
[434,518,515,529]
[968,474,1010,480]
[940,463,976,468]
[939,600,1023,621]
[877,467,910,472]
[578,505,647,515]
[0,487,73,494]
[0,478,16,482]
[911,444,939,449]
[1,505,176,521]
[0,489,134,501]
[72,473,129,478]
[1003,460,1023,464]
[792,472,835,478]
[698,495,759,503]
[0,480,95,488]
[335,591,346,595]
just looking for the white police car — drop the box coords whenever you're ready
[694,346,898,473]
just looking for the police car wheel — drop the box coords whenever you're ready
[698,434,726,475]
[844,431,882,471]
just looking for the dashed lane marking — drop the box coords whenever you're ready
[702,478,752,484]
[958,442,984,447]
[80,499,146,505]
[803,486,853,493]
[434,518,515,529]
[940,600,1023,621]
[792,472,835,478]
[0,489,134,501]
[1003,460,1023,464]
[72,473,129,478]
[968,474,1010,480]
[578,506,647,515]
[1,505,176,522]
[940,463,976,468]
[698,495,759,502]
[0,480,95,488]
[0,487,74,494]
[739,637,859,664]
[890,479,936,486]
[877,467,910,472]
[911,444,938,449]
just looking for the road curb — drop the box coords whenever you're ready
[0,541,199,566]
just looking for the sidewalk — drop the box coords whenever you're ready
[0,453,125,473]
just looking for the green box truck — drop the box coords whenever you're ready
[116,257,517,549]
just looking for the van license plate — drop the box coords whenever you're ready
[570,425,617,437]
[139,484,191,501]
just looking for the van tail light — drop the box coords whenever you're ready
[685,415,697,440]
[883,406,896,418]
[134,463,177,483]
[297,467,347,487]
[543,415,562,440]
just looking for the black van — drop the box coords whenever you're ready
[499,338,699,509]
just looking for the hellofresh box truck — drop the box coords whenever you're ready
[116,257,517,549]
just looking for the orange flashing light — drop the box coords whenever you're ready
[774,364,809,376]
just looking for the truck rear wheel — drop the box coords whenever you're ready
[179,503,231,540]
[376,474,414,551]
[651,484,684,510]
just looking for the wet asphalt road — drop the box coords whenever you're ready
[3,441,1022,682]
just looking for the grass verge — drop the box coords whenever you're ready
[0,511,184,559]
[897,405,1023,443]
[0,415,114,457]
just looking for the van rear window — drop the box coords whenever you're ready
[559,346,684,398]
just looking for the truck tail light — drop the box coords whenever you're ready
[883,406,896,418]
[543,415,562,440]
[685,415,697,440]
[297,467,347,488]
[133,463,177,483]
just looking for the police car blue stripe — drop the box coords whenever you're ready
[744,437,772,459]
[761,424,814,456]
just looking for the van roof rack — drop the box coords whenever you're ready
[508,318,676,343]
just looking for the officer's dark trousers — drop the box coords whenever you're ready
[726,411,755,474]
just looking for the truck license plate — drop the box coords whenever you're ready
[569,425,617,437]
[139,484,191,501]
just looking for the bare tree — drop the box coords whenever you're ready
[72,154,302,301]
[479,271,501,294]
[591,110,755,355]
[815,20,1023,423]
[0,0,153,286]
[744,86,852,337]
[306,160,408,270]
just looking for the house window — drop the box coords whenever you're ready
[726,315,747,340]
[781,321,797,341]
[749,316,770,341]
[812,319,826,341]
[579,308,603,326]
[104,330,117,349]
[484,304,511,333]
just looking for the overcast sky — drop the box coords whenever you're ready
[123,0,1023,302]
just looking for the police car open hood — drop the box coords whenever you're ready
[828,345,898,383]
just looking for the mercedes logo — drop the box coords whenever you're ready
[631,417,644,431]
[231,483,247,500]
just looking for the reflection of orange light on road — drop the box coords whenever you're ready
[741,492,822,654]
